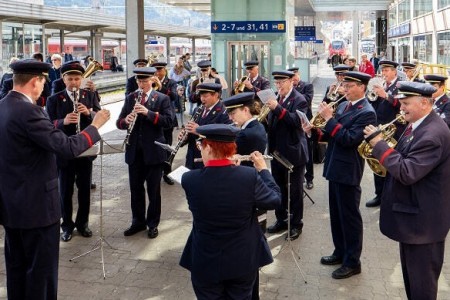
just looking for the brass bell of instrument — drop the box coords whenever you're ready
[309,95,346,128]
[234,76,248,94]
[83,59,103,78]
[358,113,406,177]
[256,103,271,122]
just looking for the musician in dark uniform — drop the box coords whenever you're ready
[151,61,178,185]
[125,58,148,96]
[232,60,271,96]
[51,61,99,97]
[179,124,281,300]
[401,62,425,83]
[223,92,267,300]
[0,59,109,300]
[46,62,102,242]
[364,82,450,299]
[265,71,308,241]
[182,83,231,170]
[310,71,376,279]
[366,60,405,207]
[289,67,315,189]
[189,60,220,106]
[425,74,450,128]
[116,67,173,239]
[0,74,50,106]
[323,64,349,104]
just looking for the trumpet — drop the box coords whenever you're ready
[165,104,205,167]
[234,76,248,94]
[83,58,103,78]
[366,76,385,102]
[256,103,271,122]
[309,95,346,128]
[123,89,144,145]
[72,87,81,134]
[358,112,406,177]
[326,81,342,101]
[194,154,273,163]
[409,64,423,82]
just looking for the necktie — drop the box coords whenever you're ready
[140,93,147,105]
[278,95,285,104]
[403,124,413,137]
[344,102,352,112]
[202,108,210,118]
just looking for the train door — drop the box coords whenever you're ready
[102,48,114,70]
[227,42,270,89]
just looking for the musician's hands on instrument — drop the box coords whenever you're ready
[185,121,199,134]
[77,103,90,116]
[84,80,96,91]
[64,112,79,125]
[244,78,253,89]
[302,120,312,136]
[267,99,278,110]
[318,102,333,122]
[373,85,387,99]
[251,151,268,172]
[125,112,136,125]
[233,80,239,88]
[363,125,383,146]
[91,109,110,129]
[133,103,149,116]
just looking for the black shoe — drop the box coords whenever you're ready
[90,183,96,189]
[332,265,361,279]
[148,227,159,239]
[306,181,314,190]
[61,230,73,242]
[78,226,93,238]
[123,224,147,236]
[266,221,288,233]
[320,255,343,265]
[366,196,381,207]
[286,227,302,241]
[163,175,174,185]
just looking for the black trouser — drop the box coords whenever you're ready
[163,127,174,176]
[59,157,92,232]
[305,136,314,182]
[4,222,59,300]
[328,181,362,268]
[271,161,305,228]
[128,148,163,228]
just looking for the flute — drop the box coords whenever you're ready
[194,154,273,163]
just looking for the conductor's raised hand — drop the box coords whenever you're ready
[91,109,110,129]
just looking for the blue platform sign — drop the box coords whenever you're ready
[211,21,286,33]
[294,26,316,41]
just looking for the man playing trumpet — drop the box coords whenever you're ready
[232,60,270,96]
[323,64,349,103]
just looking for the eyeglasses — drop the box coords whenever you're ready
[196,138,203,150]
[200,68,208,72]
[343,83,359,89]
[137,79,151,83]
[274,79,289,85]
[51,59,60,61]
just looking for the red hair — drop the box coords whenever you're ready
[202,139,237,158]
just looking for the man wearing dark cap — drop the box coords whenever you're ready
[265,71,308,241]
[190,60,221,106]
[313,71,376,279]
[425,74,450,128]
[116,67,174,239]
[323,64,349,103]
[366,60,405,208]
[180,124,280,300]
[0,59,110,299]
[182,82,231,169]
[151,61,178,185]
[51,60,98,96]
[232,60,270,96]
[402,62,425,83]
[46,61,102,242]
[363,81,450,299]
[125,58,148,96]
[288,67,315,189]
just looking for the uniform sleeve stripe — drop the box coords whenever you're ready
[330,123,342,137]
[153,112,159,125]
[379,148,394,165]
[80,131,93,147]
[278,108,287,120]
[393,98,398,107]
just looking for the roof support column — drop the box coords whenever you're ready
[91,30,102,62]
[126,0,145,78]
[352,11,359,60]
[166,37,171,64]
[59,30,65,61]
[191,38,196,63]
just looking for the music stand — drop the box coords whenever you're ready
[271,151,307,283]
[70,139,124,279]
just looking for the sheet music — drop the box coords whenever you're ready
[257,89,277,104]
[296,110,312,138]
[154,141,176,153]
[168,165,191,184]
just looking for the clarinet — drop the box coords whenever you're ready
[165,104,205,167]
[123,89,143,146]
[72,87,80,134]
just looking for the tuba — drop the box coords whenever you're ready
[358,113,406,177]
[366,76,385,101]
[234,76,248,94]
[84,58,103,78]
[310,95,346,128]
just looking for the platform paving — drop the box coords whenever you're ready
[0,61,448,299]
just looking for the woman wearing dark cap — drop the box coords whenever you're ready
[180,124,281,300]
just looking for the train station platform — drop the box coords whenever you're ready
[0,61,448,300]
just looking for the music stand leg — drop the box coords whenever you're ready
[70,139,116,279]
[303,190,315,204]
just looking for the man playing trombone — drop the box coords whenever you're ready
[116,67,173,239]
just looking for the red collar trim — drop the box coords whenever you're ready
[204,159,235,167]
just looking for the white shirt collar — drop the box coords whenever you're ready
[279,88,293,104]
[411,113,430,131]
